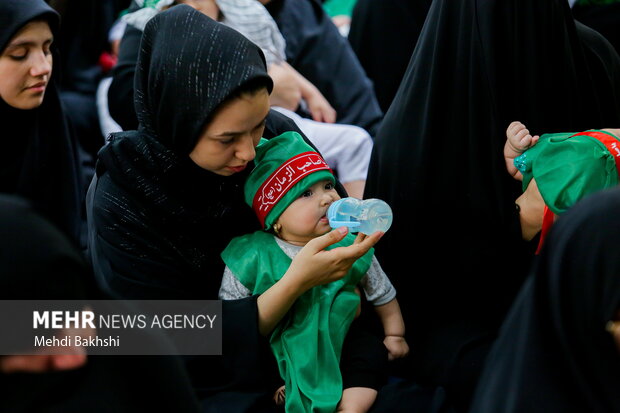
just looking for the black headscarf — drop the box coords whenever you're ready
[0,193,202,413]
[363,0,620,404]
[0,0,83,246]
[348,0,433,113]
[469,187,620,413]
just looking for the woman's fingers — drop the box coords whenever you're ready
[340,231,383,259]
[308,229,382,258]
[354,233,367,244]
[305,227,349,253]
[292,229,383,287]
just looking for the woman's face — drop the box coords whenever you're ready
[0,20,53,110]
[190,88,270,176]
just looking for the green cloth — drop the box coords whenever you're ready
[323,0,358,17]
[221,231,374,413]
[244,132,335,230]
[515,130,620,214]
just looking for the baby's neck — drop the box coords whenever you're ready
[274,235,309,247]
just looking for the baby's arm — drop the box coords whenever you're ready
[359,257,409,359]
[505,121,539,181]
[374,299,409,360]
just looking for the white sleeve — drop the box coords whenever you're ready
[359,256,397,306]
[218,266,252,300]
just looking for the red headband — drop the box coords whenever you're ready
[252,152,331,227]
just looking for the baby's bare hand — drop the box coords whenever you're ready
[384,336,410,361]
[506,121,539,152]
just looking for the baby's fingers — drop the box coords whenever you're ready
[507,121,524,134]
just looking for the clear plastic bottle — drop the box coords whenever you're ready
[327,197,393,235]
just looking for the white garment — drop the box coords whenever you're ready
[96,77,123,141]
[216,0,287,66]
[271,107,372,184]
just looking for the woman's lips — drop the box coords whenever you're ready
[26,82,46,93]
[228,164,247,173]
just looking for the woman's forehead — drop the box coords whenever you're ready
[7,20,52,47]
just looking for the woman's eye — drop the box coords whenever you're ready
[220,138,234,145]
[9,53,27,61]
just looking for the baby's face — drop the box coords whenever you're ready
[275,180,340,245]
[516,179,545,241]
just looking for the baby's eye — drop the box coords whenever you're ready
[300,190,312,198]
[325,182,334,190]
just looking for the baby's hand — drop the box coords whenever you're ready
[506,121,539,153]
[384,335,410,361]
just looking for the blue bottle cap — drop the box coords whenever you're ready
[327,199,361,228]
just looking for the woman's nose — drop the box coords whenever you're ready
[235,135,256,162]
[30,51,52,78]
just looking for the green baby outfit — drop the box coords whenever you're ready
[515,130,620,214]
[221,230,373,413]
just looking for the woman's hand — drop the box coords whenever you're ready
[287,228,381,291]
[268,62,303,111]
[256,228,383,335]
[268,61,336,123]
[295,72,336,124]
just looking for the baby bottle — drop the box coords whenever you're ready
[327,197,393,235]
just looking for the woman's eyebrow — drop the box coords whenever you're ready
[6,37,53,50]
[215,116,268,137]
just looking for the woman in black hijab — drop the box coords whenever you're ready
[0,193,202,413]
[469,186,620,413]
[0,0,84,247]
[87,5,380,411]
[363,0,620,410]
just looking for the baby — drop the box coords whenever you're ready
[219,131,408,413]
[505,121,620,250]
